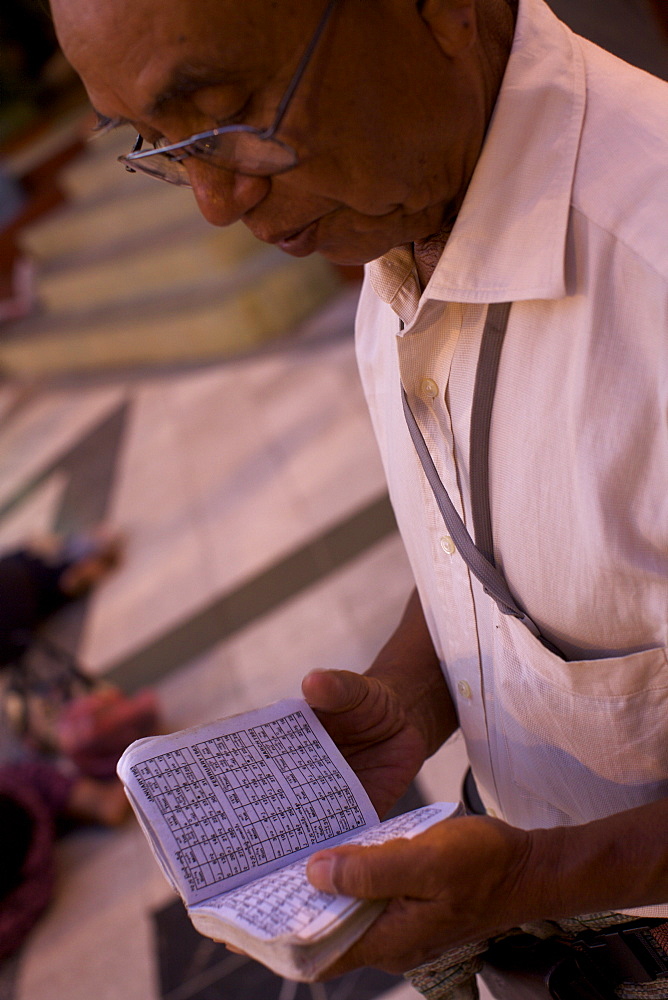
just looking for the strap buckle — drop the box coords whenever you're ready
[570,920,668,988]
[482,922,668,1000]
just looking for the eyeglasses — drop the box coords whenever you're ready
[118,0,338,186]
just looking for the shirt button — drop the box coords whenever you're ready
[440,535,456,555]
[487,808,498,818]
[420,377,439,399]
[457,680,472,700]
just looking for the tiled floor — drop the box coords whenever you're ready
[0,288,480,1000]
[2,6,662,998]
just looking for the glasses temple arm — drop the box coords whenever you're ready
[266,0,339,136]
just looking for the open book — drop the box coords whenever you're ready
[117,698,462,981]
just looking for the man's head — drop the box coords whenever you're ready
[51,0,516,265]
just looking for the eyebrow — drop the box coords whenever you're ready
[89,65,245,136]
[143,65,243,118]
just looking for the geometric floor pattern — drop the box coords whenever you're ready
[0,290,472,1000]
[154,905,401,1000]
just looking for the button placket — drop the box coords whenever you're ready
[392,302,500,810]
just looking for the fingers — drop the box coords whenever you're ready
[314,902,443,978]
[307,839,428,899]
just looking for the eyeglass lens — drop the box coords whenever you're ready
[119,0,339,184]
[120,129,298,185]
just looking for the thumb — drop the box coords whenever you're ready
[301,668,373,715]
[306,839,417,899]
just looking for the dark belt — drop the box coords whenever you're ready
[481,919,668,999]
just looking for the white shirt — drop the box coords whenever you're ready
[356,0,668,915]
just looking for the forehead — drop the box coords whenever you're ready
[51,0,302,112]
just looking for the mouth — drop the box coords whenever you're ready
[268,219,321,257]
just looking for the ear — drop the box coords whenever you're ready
[419,0,478,56]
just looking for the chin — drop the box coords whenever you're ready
[314,212,440,266]
[315,236,400,267]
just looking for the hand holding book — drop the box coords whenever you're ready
[305,808,535,977]
[117,697,462,980]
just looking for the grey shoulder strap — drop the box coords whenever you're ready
[401,303,559,651]
[469,301,511,566]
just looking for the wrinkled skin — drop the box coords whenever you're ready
[51,0,514,266]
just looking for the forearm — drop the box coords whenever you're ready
[366,589,458,758]
[524,797,668,921]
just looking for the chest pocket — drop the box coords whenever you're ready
[493,606,668,823]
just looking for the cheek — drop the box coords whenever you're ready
[301,129,448,220]
[282,155,410,218]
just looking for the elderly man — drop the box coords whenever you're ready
[51,0,668,995]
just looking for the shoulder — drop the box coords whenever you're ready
[571,38,668,282]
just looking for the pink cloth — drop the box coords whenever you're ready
[56,687,161,778]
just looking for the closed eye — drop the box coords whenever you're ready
[213,97,252,128]
[91,112,129,135]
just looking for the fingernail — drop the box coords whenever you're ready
[307,856,336,893]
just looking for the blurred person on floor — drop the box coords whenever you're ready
[0,526,161,774]
[0,527,160,959]
[0,527,124,672]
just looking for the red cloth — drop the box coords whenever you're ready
[0,761,74,960]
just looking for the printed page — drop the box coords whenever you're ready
[194,802,461,942]
[118,699,378,906]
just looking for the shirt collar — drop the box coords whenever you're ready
[368,0,586,325]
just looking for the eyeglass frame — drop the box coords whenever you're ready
[119,0,339,182]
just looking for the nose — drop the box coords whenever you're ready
[186,160,271,227]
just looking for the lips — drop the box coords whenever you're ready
[273,219,320,257]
